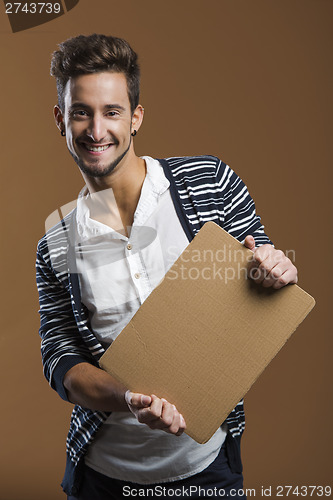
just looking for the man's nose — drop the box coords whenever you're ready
[87,116,107,142]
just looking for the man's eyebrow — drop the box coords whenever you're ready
[68,102,90,110]
[104,104,126,112]
[68,103,126,112]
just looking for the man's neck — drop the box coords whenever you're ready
[83,154,147,237]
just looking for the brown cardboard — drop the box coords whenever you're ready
[99,222,315,444]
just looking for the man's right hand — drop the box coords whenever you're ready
[125,391,186,436]
[63,363,186,436]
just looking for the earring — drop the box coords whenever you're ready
[61,130,66,137]
[131,130,137,137]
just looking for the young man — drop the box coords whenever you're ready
[36,34,297,499]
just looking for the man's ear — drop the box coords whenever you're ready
[131,105,144,135]
[54,105,65,134]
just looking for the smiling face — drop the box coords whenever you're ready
[54,71,143,179]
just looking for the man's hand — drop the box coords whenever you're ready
[125,391,186,436]
[244,235,298,289]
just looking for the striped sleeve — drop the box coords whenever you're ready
[218,160,273,247]
[36,240,95,401]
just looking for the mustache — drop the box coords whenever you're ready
[77,136,120,146]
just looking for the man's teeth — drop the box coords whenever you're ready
[85,144,110,152]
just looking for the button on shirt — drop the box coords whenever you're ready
[75,156,226,484]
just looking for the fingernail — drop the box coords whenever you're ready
[125,390,132,405]
[141,395,151,405]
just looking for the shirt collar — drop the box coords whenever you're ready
[76,157,169,241]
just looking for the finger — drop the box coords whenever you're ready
[162,403,186,435]
[244,235,256,251]
[124,390,132,406]
[252,245,277,265]
[255,254,285,286]
[261,264,284,288]
[249,248,284,283]
[272,267,298,289]
[174,413,186,436]
[146,400,175,431]
[176,414,186,436]
[262,256,297,288]
[137,394,163,425]
[127,391,151,409]
[160,399,176,428]
[149,403,181,434]
[247,246,273,279]
[167,406,181,434]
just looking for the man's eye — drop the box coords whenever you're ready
[107,111,118,117]
[72,110,88,117]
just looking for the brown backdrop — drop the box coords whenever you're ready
[0,1,332,499]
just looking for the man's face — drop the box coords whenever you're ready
[57,71,138,178]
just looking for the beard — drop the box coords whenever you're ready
[70,136,132,178]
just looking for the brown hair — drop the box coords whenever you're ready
[50,33,140,113]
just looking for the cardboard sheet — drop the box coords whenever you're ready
[99,222,315,443]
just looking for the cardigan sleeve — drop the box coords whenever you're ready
[217,160,273,247]
[36,240,95,401]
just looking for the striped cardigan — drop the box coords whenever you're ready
[36,155,272,495]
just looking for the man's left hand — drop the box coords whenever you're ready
[244,235,298,289]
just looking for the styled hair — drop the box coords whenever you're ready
[50,33,140,113]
